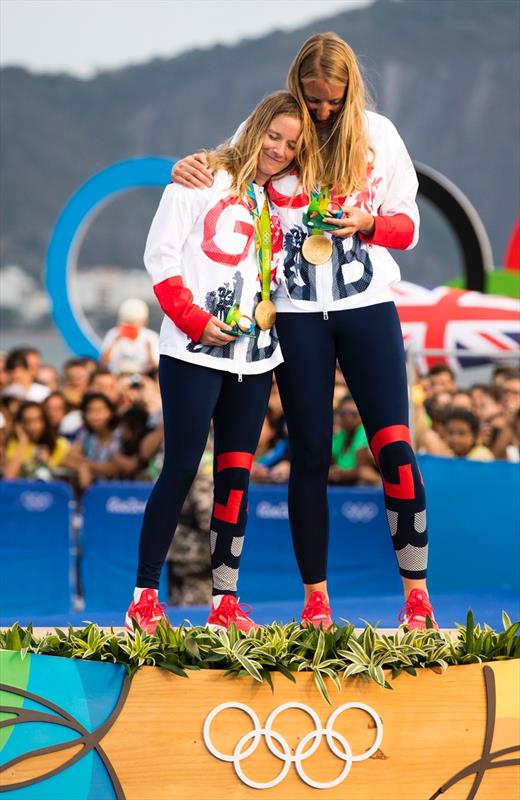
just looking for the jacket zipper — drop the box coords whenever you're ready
[236,330,246,382]
[320,246,330,320]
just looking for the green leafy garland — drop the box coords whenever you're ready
[1,611,518,704]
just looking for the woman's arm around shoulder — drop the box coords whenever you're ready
[359,112,420,251]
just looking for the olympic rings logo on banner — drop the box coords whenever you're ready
[202,701,383,790]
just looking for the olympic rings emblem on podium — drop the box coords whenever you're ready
[202,701,383,790]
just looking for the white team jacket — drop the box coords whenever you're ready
[144,170,284,376]
[267,111,420,314]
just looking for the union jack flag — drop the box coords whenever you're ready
[391,281,520,371]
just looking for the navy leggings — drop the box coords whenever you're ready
[136,356,271,592]
[275,302,428,585]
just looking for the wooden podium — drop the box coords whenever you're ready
[1,651,519,799]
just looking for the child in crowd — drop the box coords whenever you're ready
[100,298,159,375]
[443,409,494,461]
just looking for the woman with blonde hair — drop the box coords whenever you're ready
[126,91,310,634]
[173,33,437,631]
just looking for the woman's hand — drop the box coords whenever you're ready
[322,206,374,239]
[171,153,214,189]
[200,317,236,347]
[14,423,29,446]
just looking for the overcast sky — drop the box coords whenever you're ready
[1,0,374,78]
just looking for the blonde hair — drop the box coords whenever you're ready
[287,33,374,196]
[207,91,318,197]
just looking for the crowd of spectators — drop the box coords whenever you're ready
[413,363,520,463]
[1,301,519,492]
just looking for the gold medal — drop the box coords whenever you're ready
[255,299,277,331]
[302,234,333,265]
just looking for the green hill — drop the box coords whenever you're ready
[0,0,518,289]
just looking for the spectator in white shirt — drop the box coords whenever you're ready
[100,298,159,375]
[4,349,50,403]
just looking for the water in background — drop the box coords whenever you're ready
[0,328,72,368]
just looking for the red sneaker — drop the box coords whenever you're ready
[125,589,169,635]
[301,591,333,630]
[207,595,259,633]
[398,588,438,631]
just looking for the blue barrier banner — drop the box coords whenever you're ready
[241,486,399,602]
[81,482,167,612]
[0,481,73,616]
[2,455,517,622]
[417,455,520,592]
[242,459,520,600]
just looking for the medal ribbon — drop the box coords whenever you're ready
[303,187,342,234]
[245,183,272,302]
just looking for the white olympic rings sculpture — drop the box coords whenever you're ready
[202,701,383,790]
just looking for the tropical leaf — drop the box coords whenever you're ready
[158,662,188,678]
[312,668,331,704]
[276,663,297,683]
[233,653,263,683]
[0,612,517,693]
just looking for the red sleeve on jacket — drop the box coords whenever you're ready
[359,213,415,250]
[153,276,212,342]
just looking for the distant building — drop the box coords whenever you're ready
[0,265,49,321]
[0,263,157,329]
[75,266,155,315]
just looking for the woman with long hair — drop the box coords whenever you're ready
[64,392,121,489]
[172,33,436,631]
[126,91,312,634]
[4,401,69,480]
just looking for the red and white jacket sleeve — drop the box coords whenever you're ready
[359,120,420,251]
[144,184,212,342]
